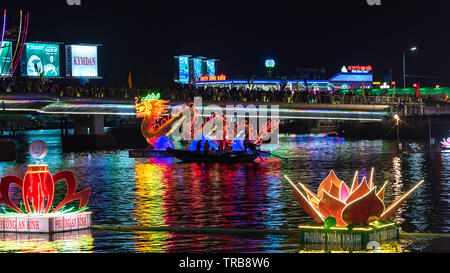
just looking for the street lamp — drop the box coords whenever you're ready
[394,114,401,150]
[265,58,275,78]
[403,46,418,88]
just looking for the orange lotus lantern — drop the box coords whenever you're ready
[285,168,424,226]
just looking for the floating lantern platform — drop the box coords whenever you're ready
[298,221,399,248]
[0,141,92,234]
[285,168,423,250]
[0,212,91,233]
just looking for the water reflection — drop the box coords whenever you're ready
[0,230,93,253]
[133,160,172,252]
[0,130,449,252]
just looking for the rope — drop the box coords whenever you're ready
[92,225,297,236]
[92,225,450,239]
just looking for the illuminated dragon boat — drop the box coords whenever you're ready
[285,169,424,247]
[0,141,91,233]
[130,93,280,159]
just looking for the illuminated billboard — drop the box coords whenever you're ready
[21,43,60,77]
[193,58,203,81]
[178,56,189,84]
[66,45,98,77]
[206,59,215,76]
[0,41,12,76]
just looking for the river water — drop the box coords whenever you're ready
[0,129,449,253]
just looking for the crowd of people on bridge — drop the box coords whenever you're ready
[0,77,444,106]
[0,77,137,99]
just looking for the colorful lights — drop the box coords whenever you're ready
[141,93,161,102]
[346,65,372,73]
[285,168,424,226]
[265,59,275,68]
[8,12,29,78]
[198,74,226,82]
[135,94,183,146]
[441,138,450,149]
[0,165,91,215]
[0,140,92,233]
[0,10,6,62]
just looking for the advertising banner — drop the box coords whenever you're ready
[193,58,202,81]
[22,43,60,77]
[69,45,98,77]
[206,59,215,77]
[178,56,189,84]
[0,41,12,76]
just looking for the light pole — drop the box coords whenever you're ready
[403,46,418,88]
[394,114,400,141]
[265,58,275,78]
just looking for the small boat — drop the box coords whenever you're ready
[166,147,259,163]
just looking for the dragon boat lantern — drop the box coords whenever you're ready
[135,93,184,146]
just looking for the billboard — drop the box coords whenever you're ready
[0,41,12,76]
[178,56,189,84]
[193,58,203,81]
[206,59,215,77]
[67,45,98,77]
[22,43,60,77]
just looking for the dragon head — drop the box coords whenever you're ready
[135,94,170,120]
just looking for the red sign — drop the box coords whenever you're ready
[198,74,227,82]
[347,65,372,73]
[73,56,96,66]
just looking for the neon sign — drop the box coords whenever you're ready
[141,93,161,102]
[198,74,226,82]
[346,65,372,73]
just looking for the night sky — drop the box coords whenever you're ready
[3,0,450,88]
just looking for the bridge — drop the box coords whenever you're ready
[1,93,443,150]
[1,94,393,121]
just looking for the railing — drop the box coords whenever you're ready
[0,89,431,116]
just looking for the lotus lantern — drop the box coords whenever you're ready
[285,168,424,226]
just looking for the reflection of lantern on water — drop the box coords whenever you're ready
[133,163,171,252]
[0,231,94,253]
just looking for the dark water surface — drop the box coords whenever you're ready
[0,130,449,253]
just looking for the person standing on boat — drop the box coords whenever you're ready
[204,140,210,154]
[218,141,224,153]
[224,141,232,152]
[244,136,251,151]
[196,140,202,153]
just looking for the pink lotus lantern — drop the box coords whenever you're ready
[285,168,424,226]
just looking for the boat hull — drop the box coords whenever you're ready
[167,148,259,163]
[129,149,171,158]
